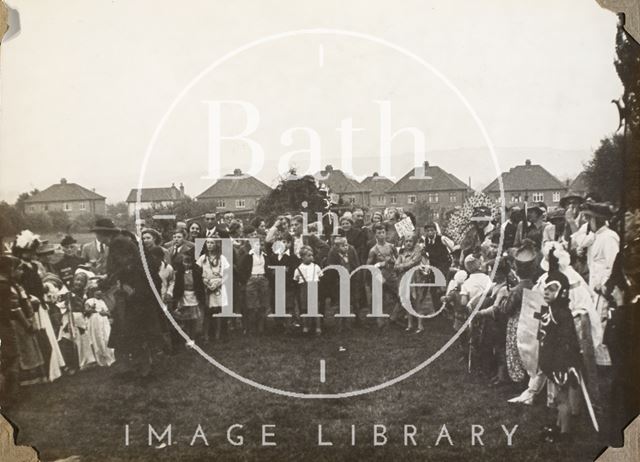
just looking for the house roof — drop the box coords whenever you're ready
[197,169,272,199]
[569,171,588,194]
[316,165,369,194]
[483,159,566,193]
[24,179,105,203]
[360,173,394,195]
[126,185,184,203]
[386,163,469,193]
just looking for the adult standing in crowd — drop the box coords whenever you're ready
[514,202,549,250]
[82,218,117,275]
[54,235,85,286]
[105,224,165,378]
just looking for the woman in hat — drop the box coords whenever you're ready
[0,254,46,392]
[13,231,65,383]
[514,202,549,250]
[542,207,571,249]
[106,232,165,378]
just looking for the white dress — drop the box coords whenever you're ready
[85,298,116,367]
[197,255,230,308]
[33,302,65,382]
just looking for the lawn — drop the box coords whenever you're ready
[3,312,608,461]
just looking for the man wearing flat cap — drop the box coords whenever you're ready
[82,218,120,275]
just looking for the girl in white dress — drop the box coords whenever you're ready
[84,286,116,367]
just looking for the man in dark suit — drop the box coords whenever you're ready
[82,218,120,275]
[166,229,195,267]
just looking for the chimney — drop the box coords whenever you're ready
[565,179,570,187]
[179,182,185,196]
[372,172,378,177]
[233,168,242,176]
[60,178,67,184]
[525,159,532,166]
[424,161,429,169]
[324,164,333,173]
[468,176,471,188]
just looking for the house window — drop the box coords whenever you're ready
[552,192,561,203]
[532,192,544,202]
[428,193,439,203]
[389,195,397,204]
[449,192,457,202]
[408,195,417,204]
[235,199,246,208]
[376,195,386,204]
[44,205,49,211]
[348,196,356,204]
[63,203,71,212]
[216,199,225,208]
[27,205,35,213]
[511,194,521,203]
[433,211,440,219]
[79,202,86,211]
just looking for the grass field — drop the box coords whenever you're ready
[3,312,608,461]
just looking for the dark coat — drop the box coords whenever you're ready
[173,265,206,307]
[538,299,583,386]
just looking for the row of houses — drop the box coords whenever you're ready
[23,160,589,219]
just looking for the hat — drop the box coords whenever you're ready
[464,254,483,273]
[424,222,437,230]
[559,192,584,209]
[140,228,162,244]
[36,243,56,256]
[90,218,119,233]
[527,202,547,215]
[546,207,566,221]
[470,206,492,222]
[514,240,537,263]
[60,235,77,247]
[543,247,570,300]
[581,201,614,219]
[13,230,41,254]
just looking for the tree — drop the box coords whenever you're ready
[254,173,331,222]
[612,18,639,208]
[14,188,39,213]
[106,202,130,229]
[49,210,72,233]
[0,201,25,239]
[583,134,625,205]
[23,212,53,233]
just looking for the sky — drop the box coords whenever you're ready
[0,0,623,203]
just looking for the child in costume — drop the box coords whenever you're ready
[538,248,584,442]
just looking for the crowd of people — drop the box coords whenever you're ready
[0,192,637,445]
